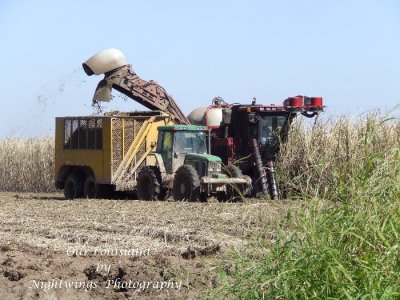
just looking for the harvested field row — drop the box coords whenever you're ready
[0,192,298,299]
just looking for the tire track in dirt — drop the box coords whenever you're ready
[0,192,298,299]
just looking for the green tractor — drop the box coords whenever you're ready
[136,125,250,201]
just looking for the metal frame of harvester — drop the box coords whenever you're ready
[202,96,324,199]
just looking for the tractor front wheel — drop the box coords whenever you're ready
[173,164,200,201]
[137,167,162,200]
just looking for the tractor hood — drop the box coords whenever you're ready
[185,153,222,162]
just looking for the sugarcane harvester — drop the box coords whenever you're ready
[187,96,324,199]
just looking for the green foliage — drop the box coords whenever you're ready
[216,112,400,299]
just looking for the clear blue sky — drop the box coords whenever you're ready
[1,0,399,139]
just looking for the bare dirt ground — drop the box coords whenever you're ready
[0,192,300,299]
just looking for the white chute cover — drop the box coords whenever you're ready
[83,48,128,75]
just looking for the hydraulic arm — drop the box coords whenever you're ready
[83,49,189,125]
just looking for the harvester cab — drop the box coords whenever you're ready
[137,125,250,201]
[230,105,291,161]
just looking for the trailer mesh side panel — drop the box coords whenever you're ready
[112,118,147,184]
[64,120,71,148]
[112,119,123,174]
[135,120,143,136]
[88,119,96,149]
[96,119,103,150]
[71,120,79,149]
[79,119,87,149]
[124,120,134,155]
[63,118,102,150]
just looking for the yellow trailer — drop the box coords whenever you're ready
[55,111,173,198]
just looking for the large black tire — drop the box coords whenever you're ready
[173,165,200,201]
[137,167,162,200]
[225,164,247,200]
[83,175,96,199]
[64,173,84,199]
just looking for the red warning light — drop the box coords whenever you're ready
[289,96,303,107]
[311,97,323,107]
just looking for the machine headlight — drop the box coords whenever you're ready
[208,162,222,173]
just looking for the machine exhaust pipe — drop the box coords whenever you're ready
[252,139,279,200]
[266,160,279,200]
[251,139,269,197]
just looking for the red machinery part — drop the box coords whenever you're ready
[288,96,303,108]
[311,97,323,107]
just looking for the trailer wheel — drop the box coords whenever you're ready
[84,175,96,199]
[173,164,200,201]
[225,164,247,200]
[64,173,84,200]
[137,167,162,200]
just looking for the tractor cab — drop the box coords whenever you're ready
[156,125,210,173]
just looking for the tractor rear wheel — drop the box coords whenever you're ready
[137,167,162,200]
[173,164,200,201]
[225,164,247,200]
[64,173,84,200]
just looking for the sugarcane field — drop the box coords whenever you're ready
[1,2,400,299]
